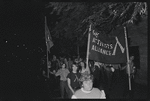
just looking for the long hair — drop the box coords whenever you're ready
[78,61,86,72]
[88,60,95,74]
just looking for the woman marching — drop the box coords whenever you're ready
[50,62,70,98]
[79,61,89,75]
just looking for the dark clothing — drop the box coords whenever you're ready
[50,60,60,88]
[121,69,135,98]
[104,66,113,87]
[67,72,81,89]
[60,81,69,98]
[67,86,80,99]
[103,66,113,97]
[51,60,59,72]
[112,68,120,85]
[67,72,81,98]
[99,66,105,90]
[92,66,100,88]
[67,88,73,99]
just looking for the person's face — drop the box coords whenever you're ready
[80,62,85,68]
[72,64,78,71]
[80,58,83,61]
[64,58,67,61]
[130,56,134,60]
[62,64,65,69]
[83,80,93,91]
[53,55,56,60]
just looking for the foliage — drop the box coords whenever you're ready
[47,2,147,34]
[45,2,147,55]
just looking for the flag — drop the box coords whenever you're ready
[89,26,127,64]
[45,18,54,52]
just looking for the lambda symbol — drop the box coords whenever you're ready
[112,36,125,55]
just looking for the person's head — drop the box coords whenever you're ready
[71,62,79,72]
[79,74,94,91]
[79,57,83,62]
[80,61,86,69]
[61,63,66,69]
[89,60,94,68]
[60,60,66,68]
[53,55,56,60]
[64,57,67,62]
[68,57,71,61]
[130,56,134,61]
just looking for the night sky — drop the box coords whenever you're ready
[1,1,78,99]
[0,1,67,99]
[1,1,48,93]
[2,1,44,65]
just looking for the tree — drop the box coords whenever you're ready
[45,2,147,56]
[46,2,147,35]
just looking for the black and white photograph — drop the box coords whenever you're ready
[1,1,148,100]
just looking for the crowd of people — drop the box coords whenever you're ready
[43,55,136,99]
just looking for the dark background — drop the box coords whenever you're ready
[129,46,140,69]
[1,1,49,100]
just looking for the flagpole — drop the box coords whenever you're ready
[86,24,92,74]
[124,26,131,90]
[47,48,49,78]
[45,16,49,78]
[77,36,80,59]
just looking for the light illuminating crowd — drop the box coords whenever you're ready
[44,55,136,99]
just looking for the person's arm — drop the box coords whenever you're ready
[118,64,121,70]
[66,69,70,78]
[95,62,100,68]
[49,69,55,75]
[111,67,115,72]
[79,69,82,73]
[121,65,127,70]
[100,90,106,99]
[55,69,61,76]
[67,69,70,74]
[67,78,74,94]
[103,65,109,71]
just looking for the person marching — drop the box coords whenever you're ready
[67,62,81,98]
[50,62,70,98]
[79,61,88,75]
[121,56,136,98]
[50,55,60,90]
[68,57,73,72]
[71,73,106,99]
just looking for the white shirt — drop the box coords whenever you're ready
[71,88,106,99]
